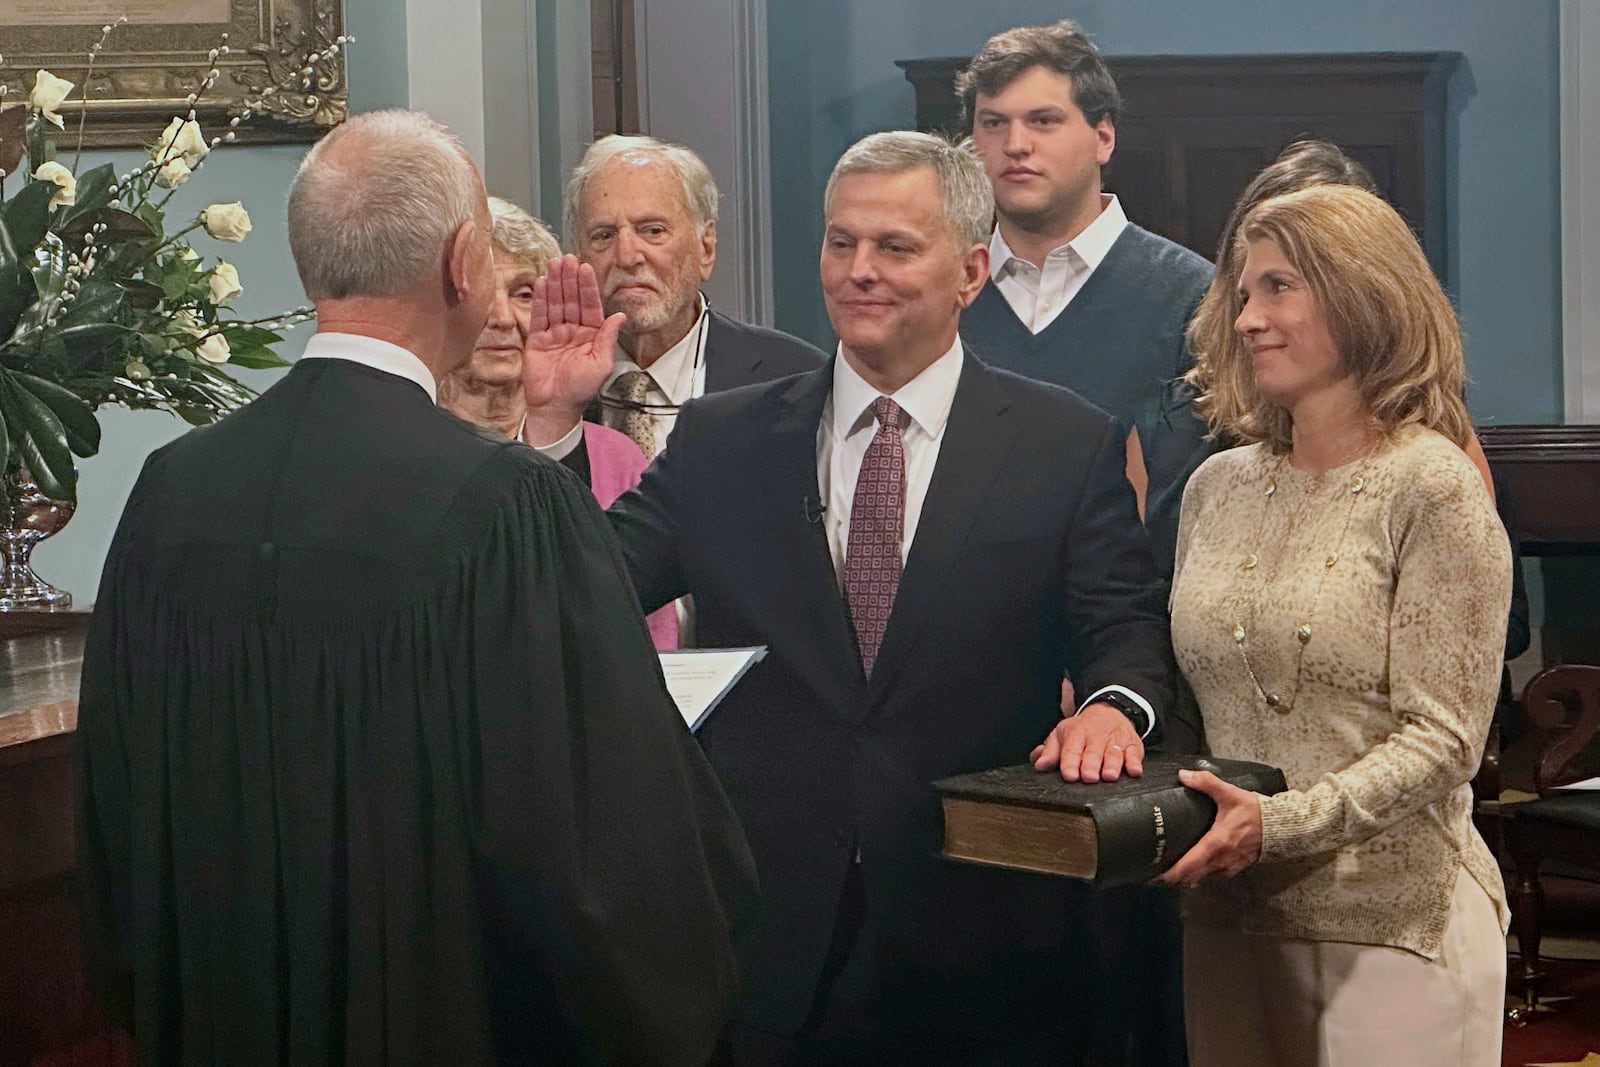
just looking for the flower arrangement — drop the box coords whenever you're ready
[0,23,340,504]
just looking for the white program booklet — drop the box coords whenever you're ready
[659,646,768,732]
[1556,776,1600,792]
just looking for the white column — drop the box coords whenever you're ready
[405,0,487,165]
[635,0,774,323]
[1562,0,1600,423]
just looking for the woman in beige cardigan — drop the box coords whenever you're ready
[1163,184,1511,1067]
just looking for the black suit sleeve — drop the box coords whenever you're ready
[606,400,698,613]
[1061,416,1198,752]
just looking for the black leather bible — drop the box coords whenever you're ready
[933,754,1288,889]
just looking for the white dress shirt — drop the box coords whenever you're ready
[298,332,438,402]
[817,338,963,580]
[815,335,1155,736]
[519,416,584,460]
[990,194,1128,334]
[600,295,711,457]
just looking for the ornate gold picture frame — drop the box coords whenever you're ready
[0,0,346,148]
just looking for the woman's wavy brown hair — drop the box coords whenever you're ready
[1187,183,1471,453]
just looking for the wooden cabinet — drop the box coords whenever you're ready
[895,52,1459,280]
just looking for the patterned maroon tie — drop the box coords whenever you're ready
[844,397,910,676]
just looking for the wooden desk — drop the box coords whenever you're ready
[0,614,128,1066]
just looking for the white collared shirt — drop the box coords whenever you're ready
[815,333,1155,735]
[600,295,711,457]
[990,194,1128,334]
[519,416,584,461]
[816,337,964,581]
[298,331,438,402]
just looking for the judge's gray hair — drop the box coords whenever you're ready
[823,131,994,249]
[562,134,719,246]
[289,109,482,300]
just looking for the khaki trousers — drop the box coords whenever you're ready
[1184,871,1505,1067]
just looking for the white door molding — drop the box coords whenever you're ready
[1562,0,1600,423]
[635,0,774,323]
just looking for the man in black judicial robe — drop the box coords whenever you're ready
[75,109,756,1066]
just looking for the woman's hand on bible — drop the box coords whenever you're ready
[523,255,625,410]
[1156,770,1263,888]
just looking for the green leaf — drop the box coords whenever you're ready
[0,370,75,502]
[221,325,285,348]
[133,201,164,234]
[0,266,38,343]
[0,400,10,476]
[220,347,291,370]
[29,250,67,305]
[0,212,16,274]
[54,163,116,229]
[9,371,99,457]
[56,278,124,328]
[54,321,130,353]
[118,278,166,311]
[59,207,156,246]
[3,180,56,254]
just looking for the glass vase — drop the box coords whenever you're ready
[0,465,75,611]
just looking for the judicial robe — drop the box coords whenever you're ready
[76,357,757,1066]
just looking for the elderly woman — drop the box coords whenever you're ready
[440,196,676,649]
[1162,184,1510,1067]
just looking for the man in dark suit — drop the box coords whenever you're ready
[564,134,825,459]
[530,129,1189,1062]
[76,109,756,1065]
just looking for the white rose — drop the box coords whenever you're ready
[29,70,74,129]
[208,262,242,304]
[173,308,206,336]
[201,201,252,242]
[32,160,76,209]
[179,247,200,262]
[196,332,231,364]
[153,116,209,167]
[154,156,192,188]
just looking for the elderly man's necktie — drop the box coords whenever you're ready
[844,397,910,677]
[612,370,657,459]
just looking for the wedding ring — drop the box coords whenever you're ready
[1109,744,1123,751]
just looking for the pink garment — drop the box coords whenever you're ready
[583,421,678,650]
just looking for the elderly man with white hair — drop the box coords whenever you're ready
[566,134,825,459]
[76,108,756,1066]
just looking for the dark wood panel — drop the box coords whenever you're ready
[0,616,129,1065]
[1481,425,1600,555]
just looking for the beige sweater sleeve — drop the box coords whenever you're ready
[1257,452,1512,861]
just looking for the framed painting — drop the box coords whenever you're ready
[0,0,346,148]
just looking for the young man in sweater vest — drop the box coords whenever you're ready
[957,28,1205,1065]
[957,19,1212,502]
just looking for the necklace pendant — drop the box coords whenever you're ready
[1243,553,1259,570]
[1296,623,1312,643]
[1265,692,1282,708]
[1232,624,1246,643]
[1350,475,1366,494]
[1264,482,1277,498]
[1325,553,1339,568]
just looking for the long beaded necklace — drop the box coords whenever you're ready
[1231,449,1374,713]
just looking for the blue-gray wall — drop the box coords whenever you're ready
[768,0,1564,426]
[31,0,1571,604]
[33,0,409,603]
